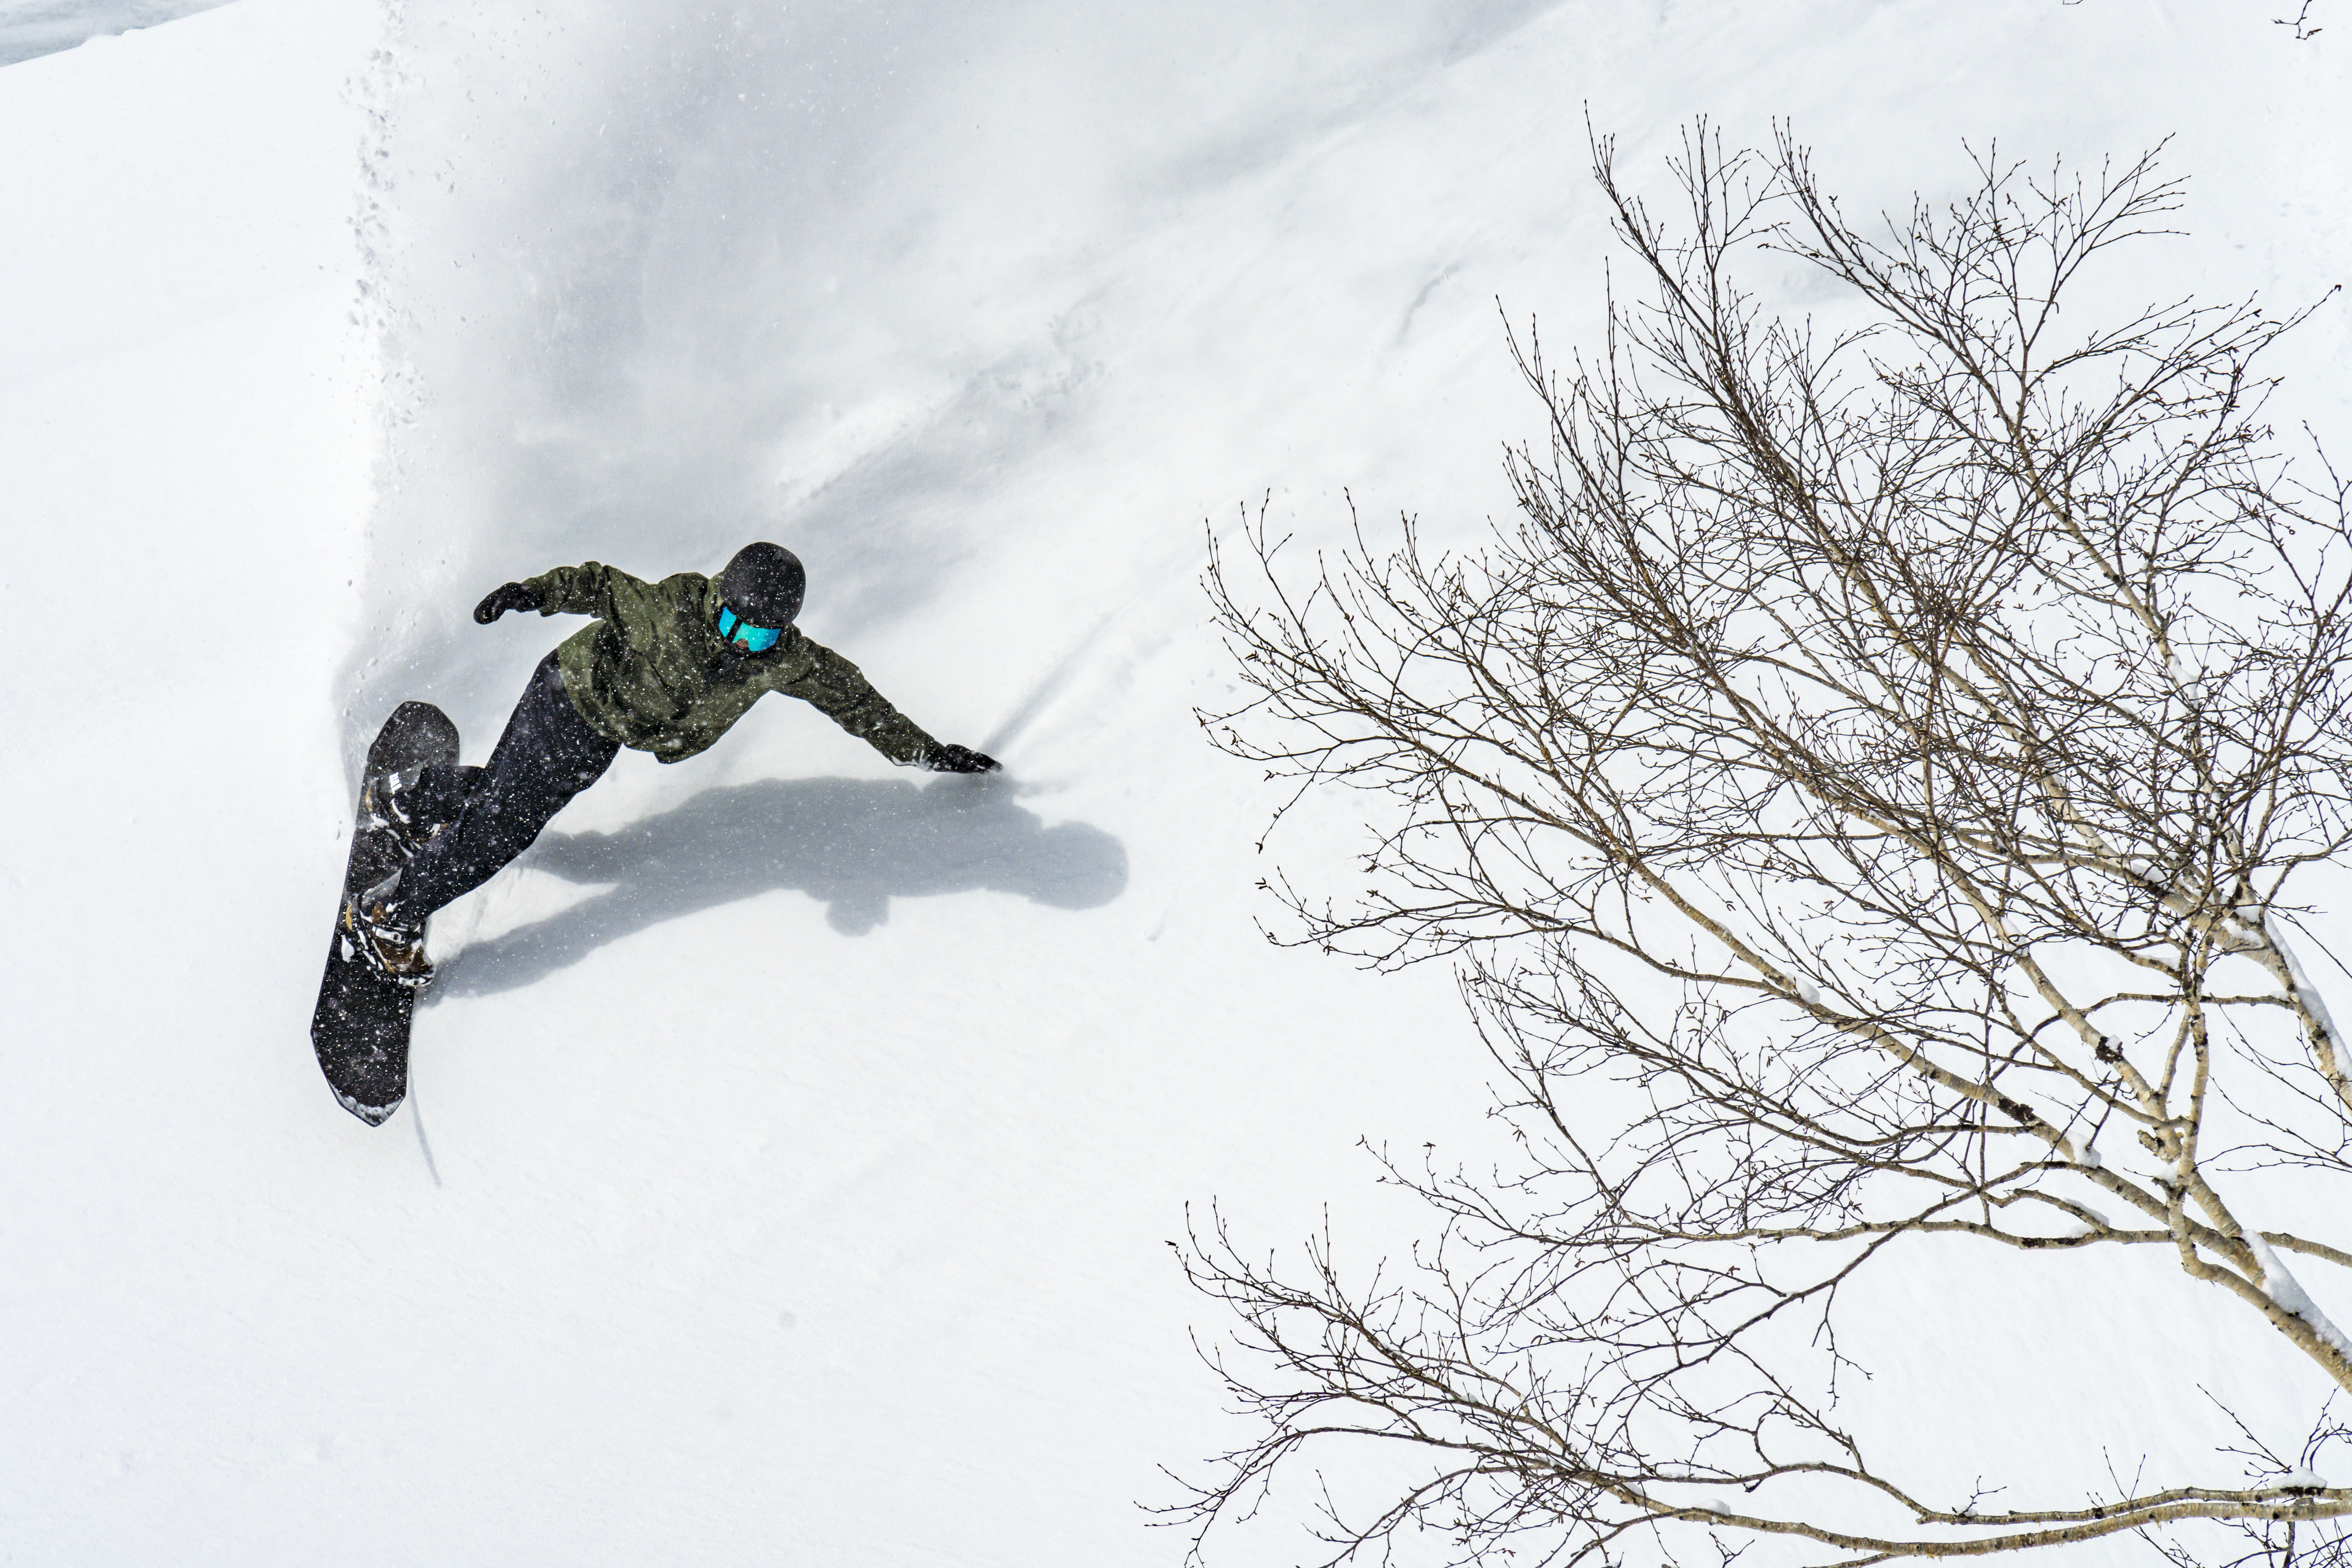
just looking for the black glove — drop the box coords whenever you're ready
[922,742,1000,774]
[473,581,543,624]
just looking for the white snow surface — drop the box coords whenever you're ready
[0,0,235,67]
[1,2,2349,1565]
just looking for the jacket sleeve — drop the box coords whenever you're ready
[779,638,938,766]
[524,562,644,620]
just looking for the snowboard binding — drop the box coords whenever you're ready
[341,754,477,989]
[341,869,434,990]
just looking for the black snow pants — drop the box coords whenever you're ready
[400,650,620,918]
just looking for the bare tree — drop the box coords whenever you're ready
[2273,2,2326,43]
[1180,124,2352,1566]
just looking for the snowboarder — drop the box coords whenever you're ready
[341,541,1000,988]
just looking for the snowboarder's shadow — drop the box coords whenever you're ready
[425,776,1126,1001]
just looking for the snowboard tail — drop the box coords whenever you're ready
[311,701,459,1125]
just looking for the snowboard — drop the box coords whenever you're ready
[310,701,459,1125]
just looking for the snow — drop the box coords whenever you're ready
[0,0,235,67]
[2273,929,2346,1057]
[2247,1232,2352,1368]
[1,1,2349,1566]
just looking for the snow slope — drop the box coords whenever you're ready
[1,2,2347,1565]
[0,0,238,67]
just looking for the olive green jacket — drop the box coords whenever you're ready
[522,562,937,766]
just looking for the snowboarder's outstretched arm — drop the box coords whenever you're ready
[779,636,998,772]
[474,581,542,623]
[532,562,637,619]
[475,562,654,624]
[923,743,999,774]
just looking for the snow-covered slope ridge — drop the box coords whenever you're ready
[0,1,2346,1565]
[0,0,237,68]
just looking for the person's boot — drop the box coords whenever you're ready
[342,864,434,989]
[342,763,473,990]
[363,763,474,856]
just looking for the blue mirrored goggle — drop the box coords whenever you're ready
[717,606,783,654]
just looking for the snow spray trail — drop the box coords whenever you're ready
[341,0,1564,772]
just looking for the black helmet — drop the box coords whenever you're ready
[718,542,805,629]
